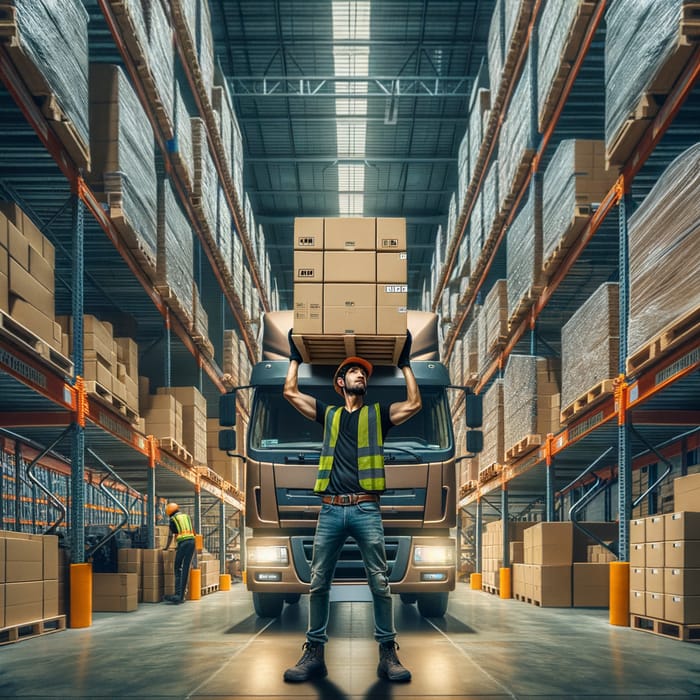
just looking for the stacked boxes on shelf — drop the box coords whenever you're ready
[560,282,619,422]
[0,532,60,629]
[156,386,207,465]
[117,548,143,601]
[141,380,183,446]
[199,552,221,590]
[89,64,158,276]
[503,355,560,462]
[480,520,532,590]
[93,573,138,612]
[478,280,508,376]
[191,117,218,244]
[206,418,240,487]
[141,549,164,604]
[0,203,63,353]
[630,473,700,631]
[293,217,408,338]
[172,79,194,192]
[479,378,504,476]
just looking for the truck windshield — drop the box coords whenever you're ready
[249,386,452,453]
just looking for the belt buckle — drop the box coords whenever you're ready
[339,494,351,505]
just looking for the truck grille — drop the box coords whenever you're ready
[290,536,411,583]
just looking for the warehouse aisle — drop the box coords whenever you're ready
[0,583,698,699]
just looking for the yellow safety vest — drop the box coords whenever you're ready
[171,512,195,542]
[315,404,385,493]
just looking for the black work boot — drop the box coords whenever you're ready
[283,641,327,682]
[377,640,411,682]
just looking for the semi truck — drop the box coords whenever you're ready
[220,310,482,618]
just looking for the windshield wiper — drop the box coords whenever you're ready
[384,445,421,463]
[284,448,322,464]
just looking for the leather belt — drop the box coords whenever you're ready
[321,493,379,506]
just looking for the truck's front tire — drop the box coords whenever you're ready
[252,592,285,617]
[416,592,448,617]
[285,593,301,605]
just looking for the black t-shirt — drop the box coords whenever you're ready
[315,400,394,494]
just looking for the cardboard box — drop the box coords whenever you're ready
[93,572,138,596]
[630,566,645,591]
[645,567,664,594]
[324,306,376,334]
[117,548,143,574]
[376,217,407,250]
[0,210,7,248]
[324,217,375,250]
[43,535,58,580]
[526,522,573,566]
[157,385,206,414]
[294,250,323,282]
[377,283,407,307]
[377,251,407,283]
[665,568,700,596]
[645,541,664,568]
[630,518,646,544]
[377,305,408,335]
[573,563,609,607]
[293,283,323,334]
[629,543,645,567]
[10,298,59,349]
[665,512,700,541]
[674,473,700,511]
[324,251,375,283]
[664,594,700,624]
[629,589,645,615]
[5,537,43,582]
[43,579,59,618]
[645,515,665,542]
[29,245,54,292]
[7,220,29,270]
[93,593,138,612]
[0,583,3,627]
[0,270,7,313]
[324,283,375,308]
[294,218,324,249]
[645,591,664,619]
[0,537,5,583]
[666,540,700,569]
[9,258,54,317]
[5,581,43,626]
[533,565,571,607]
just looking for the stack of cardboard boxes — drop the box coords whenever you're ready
[293,217,408,337]
[206,417,241,487]
[156,386,207,464]
[0,203,63,354]
[629,472,700,630]
[93,573,138,612]
[0,532,60,630]
[141,380,183,445]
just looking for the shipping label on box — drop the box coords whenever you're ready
[294,250,323,282]
[324,217,375,250]
[294,218,324,249]
[324,251,375,283]
[376,217,406,251]
[630,518,646,544]
[645,515,664,542]
[377,283,407,306]
[377,251,407,283]
[629,589,645,615]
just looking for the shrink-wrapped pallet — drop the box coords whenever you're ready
[468,86,491,190]
[191,117,218,238]
[504,1,535,64]
[627,143,700,364]
[488,0,504,98]
[504,354,560,460]
[217,186,232,278]
[480,378,505,470]
[458,128,471,206]
[477,280,508,376]
[223,329,241,384]
[212,80,235,182]
[506,177,542,326]
[143,0,174,134]
[451,338,464,386]
[7,0,90,159]
[192,282,209,348]
[90,64,157,270]
[198,0,216,98]
[605,0,686,163]
[469,191,485,272]
[481,159,500,256]
[232,231,244,297]
[172,80,194,191]
[499,45,536,213]
[561,282,619,416]
[542,139,615,274]
[464,306,481,384]
[156,178,194,328]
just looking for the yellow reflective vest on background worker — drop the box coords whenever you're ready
[171,512,195,541]
[315,403,385,493]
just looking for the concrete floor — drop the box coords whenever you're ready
[0,582,698,699]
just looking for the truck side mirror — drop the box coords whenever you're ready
[220,391,237,427]
[466,430,483,453]
[219,429,236,451]
[465,393,482,428]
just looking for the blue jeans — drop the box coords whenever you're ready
[306,500,395,645]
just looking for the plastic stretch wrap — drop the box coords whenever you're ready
[484,279,508,357]
[469,88,490,184]
[465,306,481,381]
[504,355,560,451]
[145,0,174,130]
[451,339,463,385]
[191,117,218,236]
[121,0,149,49]
[482,158,500,244]
[90,64,157,260]
[536,0,580,128]
[198,0,215,98]
[447,192,458,246]
[231,108,244,199]
[12,0,89,146]
[192,283,209,341]
[212,83,234,181]
[504,0,532,56]
[480,378,505,469]
[157,178,194,324]
[499,45,536,210]
[223,329,240,381]
[172,80,194,189]
[458,129,470,207]
[561,282,619,410]
[627,143,700,357]
[605,0,682,149]
[506,178,542,320]
[455,230,470,279]
[232,232,244,293]
[217,186,232,277]
[469,191,484,269]
[488,0,504,97]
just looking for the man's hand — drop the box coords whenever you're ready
[397,330,412,369]
[288,329,303,364]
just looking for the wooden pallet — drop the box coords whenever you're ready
[155,283,195,331]
[507,284,544,332]
[478,463,502,485]
[0,615,66,646]
[0,310,74,377]
[482,584,500,596]
[560,378,616,424]
[626,305,700,376]
[159,437,193,465]
[83,379,136,422]
[505,434,541,463]
[631,614,700,643]
[40,93,90,172]
[499,148,536,213]
[292,333,406,366]
[201,583,220,596]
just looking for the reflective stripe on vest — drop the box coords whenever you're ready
[171,512,195,541]
[315,403,385,493]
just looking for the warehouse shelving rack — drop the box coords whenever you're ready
[0,1,251,581]
[438,0,700,577]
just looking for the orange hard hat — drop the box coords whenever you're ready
[333,356,373,395]
[165,502,179,517]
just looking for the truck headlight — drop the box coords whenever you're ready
[413,545,454,565]
[248,546,288,565]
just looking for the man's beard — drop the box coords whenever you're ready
[346,385,366,396]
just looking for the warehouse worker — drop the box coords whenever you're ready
[163,502,196,604]
[282,330,420,683]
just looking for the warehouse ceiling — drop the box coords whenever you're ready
[210,0,496,310]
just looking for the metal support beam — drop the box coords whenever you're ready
[475,498,483,573]
[194,485,202,535]
[219,499,226,573]
[501,485,510,568]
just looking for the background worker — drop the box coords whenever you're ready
[163,502,196,604]
[282,331,420,683]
